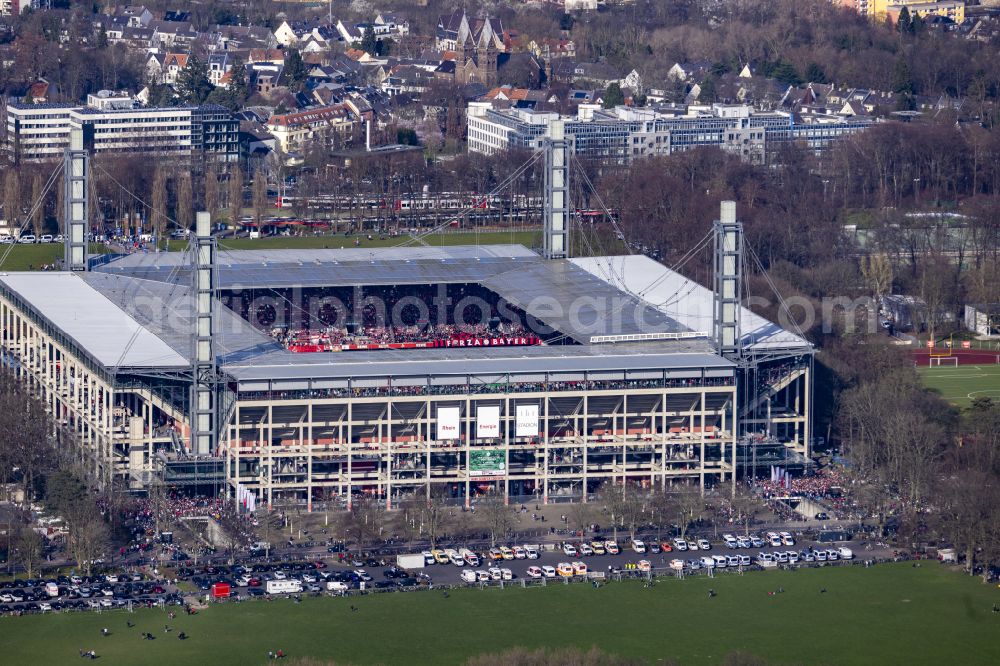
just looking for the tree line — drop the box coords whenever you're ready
[0,369,110,577]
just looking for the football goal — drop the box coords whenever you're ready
[929,356,958,367]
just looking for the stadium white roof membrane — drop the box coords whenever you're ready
[570,255,812,352]
[0,272,189,369]
[2,246,808,379]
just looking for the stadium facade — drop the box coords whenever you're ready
[0,239,812,509]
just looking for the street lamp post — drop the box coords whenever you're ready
[913,178,920,206]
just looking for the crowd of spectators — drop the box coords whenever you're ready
[115,494,260,555]
[753,467,849,501]
[273,321,532,349]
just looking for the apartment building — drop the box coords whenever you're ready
[467,102,872,165]
[265,104,355,153]
[839,0,964,23]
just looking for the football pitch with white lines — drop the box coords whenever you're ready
[919,363,1000,408]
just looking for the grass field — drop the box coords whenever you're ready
[0,244,119,272]
[918,364,1000,408]
[208,230,543,252]
[0,227,634,271]
[0,564,997,665]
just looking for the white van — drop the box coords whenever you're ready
[460,548,480,567]
[460,570,477,583]
[723,534,738,549]
[837,547,854,560]
[326,581,349,593]
[18,234,36,244]
[699,556,715,568]
[45,582,59,598]
[524,545,540,560]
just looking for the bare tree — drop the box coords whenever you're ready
[597,482,644,541]
[252,169,267,229]
[420,488,452,549]
[64,503,109,576]
[204,166,220,223]
[4,170,21,231]
[645,491,673,541]
[176,171,193,233]
[14,526,44,579]
[394,497,423,547]
[567,501,596,537]
[477,490,515,547]
[341,496,388,549]
[227,167,243,221]
[860,253,893,307]
[30,173,44,236]
[670,486,705,539]
[729,487,763,537]
[150,167,168,243]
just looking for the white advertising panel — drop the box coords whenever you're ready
[476,405,501,439]
[515,404,539,437]
[438,406,460,440]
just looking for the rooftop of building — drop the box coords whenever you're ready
[1,245,809,381]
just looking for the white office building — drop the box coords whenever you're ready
[468,102,873,164]
[5,98,239,164]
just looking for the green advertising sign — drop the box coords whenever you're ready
[469,449,506,477]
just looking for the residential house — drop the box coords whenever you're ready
[209,24,276,51]
[381,66,434,97]
[336,18,404,43]
[145,53,165,83]
[266,104,355,153]
[162,53,189,85]
[250,64,286,96]
[150,20,200,49]
[208,54,233,87]
[667,61,713,82]
[120,25,154,50]
[249,49,285,66]
[571,61,622,88]
[528,37,576,60]
[113,5,154,27]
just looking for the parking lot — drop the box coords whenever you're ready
[0,527,881,617]
[0,573,182,615]
[170,530,871,602]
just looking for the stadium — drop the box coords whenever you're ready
[0,128,813,510]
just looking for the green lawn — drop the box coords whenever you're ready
[919,364,1000,408]
[208,230,543,252]
[0,228,635,270]
[0,564,997,665]
[0,244,114,272]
